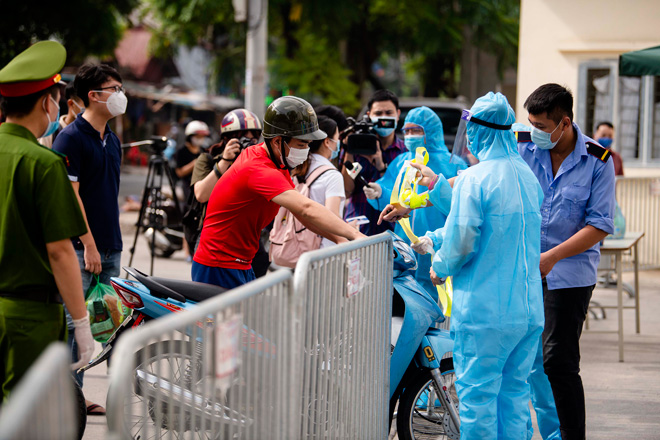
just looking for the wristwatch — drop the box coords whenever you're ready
[213,162,222,178]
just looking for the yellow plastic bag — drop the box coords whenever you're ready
[391,148,453,316]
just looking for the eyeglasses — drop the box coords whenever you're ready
[402,125,425,136]
[95,85,125,94]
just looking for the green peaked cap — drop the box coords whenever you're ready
[0,41,66,97]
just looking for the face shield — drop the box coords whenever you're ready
[451,109,513,166]
[451,110,475,166]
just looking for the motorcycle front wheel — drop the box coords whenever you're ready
[113,340,228,440]
[396,359,459,440]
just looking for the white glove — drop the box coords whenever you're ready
[363,182,382,200]
[411,236,434,255]
[71,312,95,370]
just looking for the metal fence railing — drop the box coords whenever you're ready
[106,233,394,439]
[292,233,393,439]
[106,269,294,440]
[616,176,660,270]
[0,343,77,440]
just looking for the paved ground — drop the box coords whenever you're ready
[78,166,660,438]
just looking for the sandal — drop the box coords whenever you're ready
[86,403,106,416]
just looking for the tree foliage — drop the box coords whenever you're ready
[0,0,137,66]
[3,0,519,116]
[264,0,519,104]
[141,0,247,96]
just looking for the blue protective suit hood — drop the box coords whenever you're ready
[511,122,531,132]
[425,91,546,438]
[404,106,449,154]
[466,92,517,161]
[367,106,468,300]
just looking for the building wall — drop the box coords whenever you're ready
[516,0,660,121]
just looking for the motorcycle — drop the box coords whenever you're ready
[387,231,460,439]
[79,267,232,439]
[81,232,460,439]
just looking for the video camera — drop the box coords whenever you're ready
[343,115,396,155]
[121,136,170,155]
[147,136,169,154]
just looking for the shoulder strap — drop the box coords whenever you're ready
[514,131,532,143]
[586,141,611,162]
[42,147,70,167]
[305,165,335,187]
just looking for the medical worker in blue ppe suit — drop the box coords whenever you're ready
[513,123,563,440]
[364,106,467,300]
[413,92,545,439]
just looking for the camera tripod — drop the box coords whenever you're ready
[126,137,184,275]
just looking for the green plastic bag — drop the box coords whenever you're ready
[85,275,130,343]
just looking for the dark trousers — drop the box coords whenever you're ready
[542,281,594,440]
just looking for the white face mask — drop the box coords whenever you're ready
[71,100,85,114]
[96,90,128,117]
[191,136,207,147]
[284,141,309,168]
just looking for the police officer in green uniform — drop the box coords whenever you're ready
[0,40,95,402]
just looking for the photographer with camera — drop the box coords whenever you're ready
[191,109,262,204]
[341,89,406,236]
[193,96,365,290]
[184,109,262,261]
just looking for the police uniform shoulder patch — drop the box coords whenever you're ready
[42,146,70,167]
[586,141,611,162]
[515,131,532,143]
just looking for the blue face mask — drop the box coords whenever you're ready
[598,137,613,149]
[329,139,340,160]
[41,96,60,138]
[370,116,396,137]
[531,121,564,150]
[404,135,425,151]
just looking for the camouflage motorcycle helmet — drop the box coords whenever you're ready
[262,96,326,141]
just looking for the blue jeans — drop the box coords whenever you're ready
[66,248,122,387]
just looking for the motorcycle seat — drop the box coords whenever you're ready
[150,277,228,303]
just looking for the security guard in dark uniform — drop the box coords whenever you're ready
[0,41,95,402]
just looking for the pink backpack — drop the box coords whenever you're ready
[269,165,335,268]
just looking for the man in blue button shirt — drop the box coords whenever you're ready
[518,83,615,440]
[53,63,126,415]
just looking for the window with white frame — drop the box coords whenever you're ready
[578,60,660,166]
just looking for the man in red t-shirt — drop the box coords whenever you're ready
[193,96,365,289]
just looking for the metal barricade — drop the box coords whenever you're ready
[106,269,294,440]
[0,343,77,440]
[292,233,393,439]
[616,176,660,270]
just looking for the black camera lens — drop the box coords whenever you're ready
[238,136,256,150]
